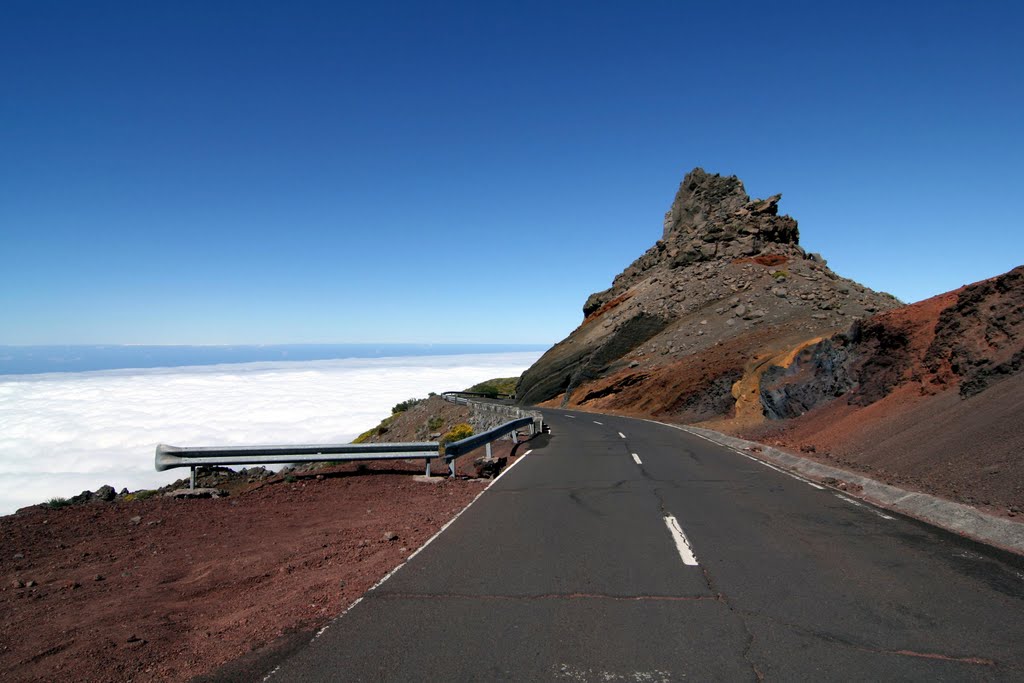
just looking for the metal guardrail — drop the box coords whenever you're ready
[156,442,441,487]
[439,392,544,476]
[442,416,538,475]
[442,417,536,457]
[155,397,545,484]
[441,392,474,406]
[441,392,536,419]
[442,390,516,400]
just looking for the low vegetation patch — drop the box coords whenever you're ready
[353,414,399,443]
[392,397,427,414]
[440,423,474,448]
[464,377,518,397]
[123,489,158,502]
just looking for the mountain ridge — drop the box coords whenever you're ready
[516,167,1024,516]
[517,167,901,411]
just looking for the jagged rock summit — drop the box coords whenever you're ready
[584,168,803,318]
[517,167,901,417]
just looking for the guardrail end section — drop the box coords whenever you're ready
[155,443,181,471]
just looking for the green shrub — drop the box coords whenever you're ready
[392,397,426,414]
[427,416,444,430]
[771,270,788,280]
[45,496,71,509]
[123,489,158,502]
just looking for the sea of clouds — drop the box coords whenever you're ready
[0,351,542,515]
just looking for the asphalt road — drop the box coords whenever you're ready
[265,408,1024,681]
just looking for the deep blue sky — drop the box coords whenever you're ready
[2,1,1021,345]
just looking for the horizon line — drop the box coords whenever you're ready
[0,341,553,349]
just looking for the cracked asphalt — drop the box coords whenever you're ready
[265,409,1024,681]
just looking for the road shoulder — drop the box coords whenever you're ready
[672,423,1024,557]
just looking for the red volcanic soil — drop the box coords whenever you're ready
[753,375,1024,515]
[0,444,523,682]
[551,324,807,423]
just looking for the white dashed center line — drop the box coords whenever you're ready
[618,432,626,439]
[593,421,603,425]
[565,415,576,419]
[631,453,642,465]
[663,515,699,566]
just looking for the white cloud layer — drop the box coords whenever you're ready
[0,351,541,514]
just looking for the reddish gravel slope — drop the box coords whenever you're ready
[0,442,525,682]
[739,267,1024,517]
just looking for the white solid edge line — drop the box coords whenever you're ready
[632,453,642,465]
[646,418,828,491]
[711,433,896,516]
[835,493,895,520]
[663,514,699,566]
[267,448,537,672]
[618,432,626,439]
[490,448,530,484]
[742,452,827,490]
[644,418,898,521]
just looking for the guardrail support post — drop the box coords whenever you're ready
[425,459,431,477]
[485,442,492,462]
[190,466,196,490]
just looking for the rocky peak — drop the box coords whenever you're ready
[662,168,799,249]
[520,166,903,409]
[662,168,748,240]
[584,168,802,318]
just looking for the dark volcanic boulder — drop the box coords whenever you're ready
[925,265,1024,397]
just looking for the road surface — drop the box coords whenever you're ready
[266,408,1024,681]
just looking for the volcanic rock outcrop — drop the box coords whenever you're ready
[758,266,1024,418]
[747,266,1024,513]
[517,168,901,418]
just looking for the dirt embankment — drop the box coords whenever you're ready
[0,396,529,682]
[738,266,1024,517]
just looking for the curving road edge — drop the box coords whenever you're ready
[678,423,1024,556]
